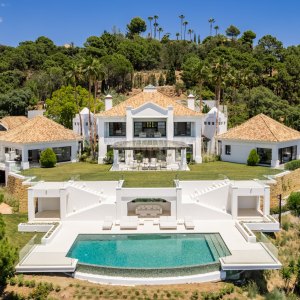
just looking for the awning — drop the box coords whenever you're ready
[112,140,188,150]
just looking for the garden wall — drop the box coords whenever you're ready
[6,174,30,213]
[269,168,300,208]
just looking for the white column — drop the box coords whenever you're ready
[176,186,182,219]
[263,186,270,216]
[113,149,119,169]
[21,146,29,170]
[98,119,106,164]
[116,187,122,219]
[71,143,78,162]
[126,107,133,141]
[231,187,238,219]
[28,188,35,222]
[180,148,187,170]
[59,189,67,220]
[194,119,202,163]
[271,145,280,167]
[167,106,174,140]
[170,200,177,218]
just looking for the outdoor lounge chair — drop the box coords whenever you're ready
[184,216,195,229]
[102,216,113,230]
[159,216,177,229]
[120,216,138,229]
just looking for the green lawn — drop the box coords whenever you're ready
[22,162,282,187]
[2,214,38,250]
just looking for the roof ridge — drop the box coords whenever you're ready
[259,114,279,142]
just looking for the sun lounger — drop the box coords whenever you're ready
[102,216,113,230]
[159,216,177,229]
[120,216,138,229]
[184,216,195,229]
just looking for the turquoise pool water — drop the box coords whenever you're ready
[67,233,230,269]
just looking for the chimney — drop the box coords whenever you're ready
[187,94,195,111]
[105,94,113,111]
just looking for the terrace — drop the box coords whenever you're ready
[21,161,282,187]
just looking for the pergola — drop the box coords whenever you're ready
[112,140,189,170]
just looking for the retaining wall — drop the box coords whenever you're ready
[269,169,300,207]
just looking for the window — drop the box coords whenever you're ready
[204,122,207,125]
[212,122,215,125]
[257,148,272,165]
[109,122,126,136]
[225,145,231,155]
[85,122,88,126]
[134,122,166,137]
[278,146,297,164]
[52,146,71,162]
[208,122,211,125]
[174,122,191,136]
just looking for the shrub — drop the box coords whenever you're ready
[103,150,113,164]
[285,159,300,171]
[40,148,57,168]
[246,280,259,299]
[265,288,286,300]
[247,149,259,166]
[28,282,54,300]
[202,154,220,163]
[0,225,17,286]
[9,277,17,286]
[287,192,300,216]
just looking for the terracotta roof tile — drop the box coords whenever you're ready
[96,91,201,117]
[218,114,300,142]
[0,116,81,144]
[0,116,28,130]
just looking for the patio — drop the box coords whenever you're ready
[111,140,189,171]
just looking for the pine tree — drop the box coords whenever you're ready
[149,74,157,86]
[197,34,201,44]
[165,67,176,85]
[158,73,165,86]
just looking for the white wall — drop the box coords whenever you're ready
[73,111,94,142]
[238,196,259,209]
[220,139,300,167]
[38,197,60,212]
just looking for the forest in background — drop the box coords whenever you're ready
[0,16,300,130]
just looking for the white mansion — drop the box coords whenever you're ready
[85,85,227,170]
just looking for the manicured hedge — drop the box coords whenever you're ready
[285,159,300,171]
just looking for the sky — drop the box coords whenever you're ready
[0,0,299,47]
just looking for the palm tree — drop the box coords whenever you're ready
[175,32,180,40]
[153,15,159,38]
[210,57,229,154]
[187,29,194,41]
[148,16,153,38]
[82,57,101,156]
[158,27,163,40]
[183,21,188,40]
[66,61,83,138]
[153,22,159,39]
[214,25,219,36]
[179,14,185,40]
[191,61,209,112]
[208,18,215,36]
[91,61,105,159]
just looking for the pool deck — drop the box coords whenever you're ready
[16,218,281,279]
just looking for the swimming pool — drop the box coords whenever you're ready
[67,233,230,269]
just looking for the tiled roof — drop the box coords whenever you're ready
[218,113,300,142]
[96,91,202,117]
[0,116,28,130]
[0,116,81,144]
